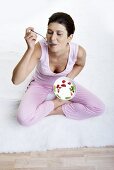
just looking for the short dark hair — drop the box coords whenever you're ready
[48,12,75,37]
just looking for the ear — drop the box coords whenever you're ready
[68,34,73,43]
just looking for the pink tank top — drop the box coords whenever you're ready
[33,40,79,86]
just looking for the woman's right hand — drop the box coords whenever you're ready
[24,27,37,49]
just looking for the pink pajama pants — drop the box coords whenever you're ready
[17,80,105,126]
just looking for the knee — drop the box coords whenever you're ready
[93,101,105,116]
[16,112,31,126]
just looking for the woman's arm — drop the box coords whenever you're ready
[67,45,86,79]
[12,27,41,85]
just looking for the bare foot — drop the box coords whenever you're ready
[47,105,64,116]
[52,97,70,109]
[47,98,71,116]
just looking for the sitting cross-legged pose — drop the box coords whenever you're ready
[12,12,105,126]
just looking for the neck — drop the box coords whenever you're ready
[48,44,70,59]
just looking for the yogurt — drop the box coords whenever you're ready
[53,77,76,100]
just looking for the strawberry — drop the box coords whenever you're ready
[62,80,66,83]
[61,84,66,87]
[68,82,71,85]
[57,84,59,88]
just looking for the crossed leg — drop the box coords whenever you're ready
[17,82,105,126]
[48,83,105,120]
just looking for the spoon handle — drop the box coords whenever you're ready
[31,30,53,45]
[31,30,46,41]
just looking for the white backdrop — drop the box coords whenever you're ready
[0,0,114,152]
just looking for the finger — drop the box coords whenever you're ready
[25,31,37,38]
[25,27,34,34]
[25,32,37,39]
[27,37,37,42]
[25,35,37,41]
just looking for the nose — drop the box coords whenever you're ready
[51,32,57,41]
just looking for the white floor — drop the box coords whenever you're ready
[0,97,114,153]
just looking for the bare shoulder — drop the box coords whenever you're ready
[32,42,42,60]
[77,45,86,59]
[75,45,86,67]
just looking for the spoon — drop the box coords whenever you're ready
[31,30,53,45]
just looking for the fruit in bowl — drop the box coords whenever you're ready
[53,77,76,100]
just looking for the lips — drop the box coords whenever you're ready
[49,43,58,47]
[48,41,58,45]
[51,44,57,46]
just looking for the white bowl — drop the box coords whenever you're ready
[53,77,76,100]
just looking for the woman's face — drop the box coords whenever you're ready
[46,22,73,52]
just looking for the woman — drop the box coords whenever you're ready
[12,12,105,126]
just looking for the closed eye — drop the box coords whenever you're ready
[57,33,63,36]
[47,30,53,34]
[47,30,63,36]
[47,31,53,34]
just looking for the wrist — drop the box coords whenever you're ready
[66,75,74,80]
[26,47,34,53]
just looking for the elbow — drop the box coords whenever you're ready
[11,70,23,85]
[11,70,19,85]
[11,76,21,85]
[11,78,19,85]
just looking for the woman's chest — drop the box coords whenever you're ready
[49,58,68,73]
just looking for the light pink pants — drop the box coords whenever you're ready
[17,80,105,126]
